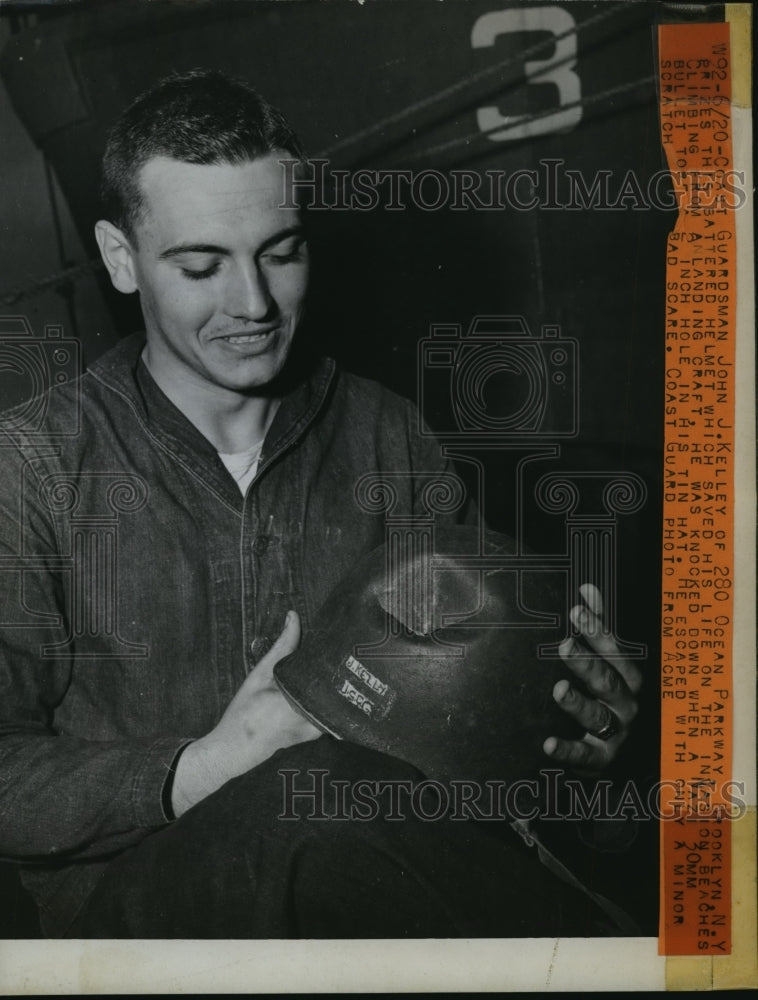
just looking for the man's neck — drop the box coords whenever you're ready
[141,346,280,454]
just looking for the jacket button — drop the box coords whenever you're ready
[252,535,269,555]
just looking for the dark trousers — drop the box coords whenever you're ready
[68,737,618,938]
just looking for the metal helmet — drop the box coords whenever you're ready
[275,527,582,784]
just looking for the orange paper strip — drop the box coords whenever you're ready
[658,22,736,956]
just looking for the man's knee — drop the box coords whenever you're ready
[263,734,425,784]
[218,735,425,822]
[68,738,432,938]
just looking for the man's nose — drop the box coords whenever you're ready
[224,261,273,320]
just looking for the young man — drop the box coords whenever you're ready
[0,70,642,938]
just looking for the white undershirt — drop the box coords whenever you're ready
[217,441,264,495]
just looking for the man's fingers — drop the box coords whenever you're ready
[569,603,643,695]
[552,679,623,737]
[574,584,643,695]
[579,582,603,617]
[542,735,610,771]
[558,636,638,725]
[550,586,645,774]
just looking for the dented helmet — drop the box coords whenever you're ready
[274,527,582,784]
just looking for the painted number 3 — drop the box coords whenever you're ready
[472,6,581,142]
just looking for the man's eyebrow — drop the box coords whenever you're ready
[158,227,305,261]
[158,243,229,261]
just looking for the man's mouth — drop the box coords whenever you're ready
[216,328,277,346]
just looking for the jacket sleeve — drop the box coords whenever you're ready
[0,435,188,862]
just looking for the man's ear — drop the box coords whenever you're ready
[94,220,138,294]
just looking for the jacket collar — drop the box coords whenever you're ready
[87,332,337,508]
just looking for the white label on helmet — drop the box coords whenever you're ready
[345,654,389,697]
[338,678,374,716]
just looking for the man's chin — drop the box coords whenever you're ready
[216,358,289,397]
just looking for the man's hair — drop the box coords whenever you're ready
[100,68,305,238]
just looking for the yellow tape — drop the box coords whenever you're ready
[726,4,753,108]
[665,809,758,990]
[713,807,758,988]
[665,954,714,991]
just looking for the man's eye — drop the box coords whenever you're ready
[181,263,221,281]
[264,242,307,265]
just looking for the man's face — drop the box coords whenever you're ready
[124,153,308,399]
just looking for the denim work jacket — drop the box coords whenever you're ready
[0,333,455,935]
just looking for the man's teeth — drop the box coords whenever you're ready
[225,332,268,344]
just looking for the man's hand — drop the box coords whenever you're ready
[544,584,643,774]
[172,611,321,817]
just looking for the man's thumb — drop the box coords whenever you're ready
[255,610,301,680]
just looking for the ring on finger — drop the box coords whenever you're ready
[588,706,619,742]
